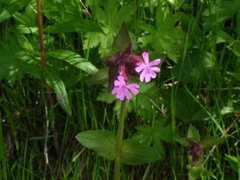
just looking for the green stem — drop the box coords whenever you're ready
[114,100,127,180]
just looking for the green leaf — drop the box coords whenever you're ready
[142,10,187,62]
[86,67,108,86]
[154,120,174,142]
[135,83,162,120]
[0,0,32,23]
[187,164,204,180]
[187,124,200,141]
[227,71,240,81]
[121,139,161,165]
[220,106,235,115]
[44,19,103,33]
[201,137,224,149]
[173,50,214,83]
[164,87,209,122]
[76,130,116,160]
[225,154,240,173]
[112,22,131,53]
[44,70,72,116]
[0,33,40,84]
[97,90,115,104]
[46,49,98,75]
[166,0,184,9]
[228,40,240,57]
[175,138,190,147]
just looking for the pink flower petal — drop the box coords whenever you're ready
[149,59,161,66]
[149,70,156,78]
[151,67,160,72]
[112,74,140,100]
[112,87,120,95]
[114,80,122,86]
[139,71,145,82]
[125,91,132,100]
[117,75,125,83]
[135,64,145,72]
[145,73,151,82]
[127,84,139,94]
[142,52,149,64]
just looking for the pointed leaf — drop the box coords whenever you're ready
[121,139,161,165]
[112,22,131,52]
[76,130,116,160]
[201,137,224,149]
[175,138,190,147]
[44,70,72,116]
[47,49,98,75]
[0,0,32,23]
[187,124,200,141]
[86,67,108,86]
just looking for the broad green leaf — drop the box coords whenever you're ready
[225,154,240,173]
[0,0,32,23]
[97,91,115,104]
[44,19,103,33]
[121,139,161,165]
[175,138,190,147]
[44,70,72,116]
[46,50,98,75]
[201,137,224,149]
[187,164,204,180]
[86,67,108,86]
[76,130,116,160]
[131,125,153,145]
[153,120,174,142]
[187,124,200,141]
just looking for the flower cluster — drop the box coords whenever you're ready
[110,51,161,101]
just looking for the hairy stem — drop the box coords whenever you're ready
[114,100,127,180]
[36,0,59,175]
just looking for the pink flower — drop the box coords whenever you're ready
[112,75,139,100]
[135,52,161,83]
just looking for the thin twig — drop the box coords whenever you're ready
[36,0,46,70]
[43,105,49,174]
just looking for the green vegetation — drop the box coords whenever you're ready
[0,0,240,179]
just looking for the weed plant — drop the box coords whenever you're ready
[0,0,240,179]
